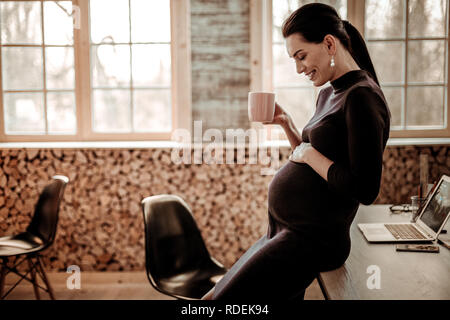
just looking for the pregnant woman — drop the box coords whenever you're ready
[203,3,391,300]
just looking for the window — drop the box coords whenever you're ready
[0,1,76,135]
[251,0,450,138]
[0,0,191,142]
[365,0,449,138]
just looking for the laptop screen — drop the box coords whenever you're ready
[419,178,450,233]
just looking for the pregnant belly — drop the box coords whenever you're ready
[268,160,338,227]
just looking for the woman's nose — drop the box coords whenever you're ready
[296,63,305,74]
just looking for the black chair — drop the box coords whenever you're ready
[0,175,69,300]
[142,194,227,300]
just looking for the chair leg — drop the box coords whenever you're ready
[36,256,55,300]
[316,275,329,300]
[28,258,41,300]
[0,258,7,299]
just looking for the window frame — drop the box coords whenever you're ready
[0,0,191,142]
[251,0,450,139]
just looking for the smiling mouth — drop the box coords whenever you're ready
[305,70,316,80]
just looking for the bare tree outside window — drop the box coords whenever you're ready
[90,0,172,134]
[0,1,76,135]
[365,0,448,130]
[0,0,174,139]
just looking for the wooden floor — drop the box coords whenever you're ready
[2,272,325,300]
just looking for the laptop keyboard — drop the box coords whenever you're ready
[385,224,428,240]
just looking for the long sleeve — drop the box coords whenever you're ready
[327,86,390,205]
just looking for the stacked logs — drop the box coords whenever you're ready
[380,146,450,205]
[0,145,449,272]
[0,148,280,271]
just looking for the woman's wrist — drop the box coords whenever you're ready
[279,114,303,149]
[280,113,294,131]
[303,145,314,165]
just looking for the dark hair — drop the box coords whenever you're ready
[282,3,379,85]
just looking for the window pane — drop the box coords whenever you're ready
[93,89,131,132]
[382,87,402,127]
[3,92,45,134]
[274,88,315,129]
[44,1,74,45]
[47,92,76,134]
[365,0,404,39]
[90,0,130,44]
[2,47,43,90]
[408,40,445,83]
[273,0,347,43]
[318,0,347,19]
[408,0,447,37]
[46,47,75,90]
[131,0,170,43]
[273,0,299,44]
[132,44,171,87]
[133,89,171,132]
[273,43,310,86]
[407,87,444,127]
[0,1,42,44]
[367,41,404,83]
[91,45,130,87]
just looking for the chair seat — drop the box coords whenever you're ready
[0,232,45,257]
[156,264,227,299]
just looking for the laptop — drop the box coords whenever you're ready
[358,175,450,243]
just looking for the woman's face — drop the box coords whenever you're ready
[285,33,333,87]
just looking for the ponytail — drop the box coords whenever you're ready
[342,20,379,86]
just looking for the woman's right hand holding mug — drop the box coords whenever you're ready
[262,102,292,127]
[263,102,302,149]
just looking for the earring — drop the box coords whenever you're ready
[330,56,335,67]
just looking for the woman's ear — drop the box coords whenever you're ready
[323,34,337,55]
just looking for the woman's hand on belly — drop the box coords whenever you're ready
[290,144,334,182]
[289,143,312,163]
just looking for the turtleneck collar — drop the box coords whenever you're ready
[330,69,368,93]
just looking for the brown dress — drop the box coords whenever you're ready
[213,70,391,301]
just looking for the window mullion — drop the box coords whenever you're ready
[73,0,91,140]
[128,0,134,133]
[445,0,449,133]
[348,0,365,35]
[41,0,48,134]
[265,0,273,92]
[0,20,4,140]
[403,0,408,130]
[171,0,191,134]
